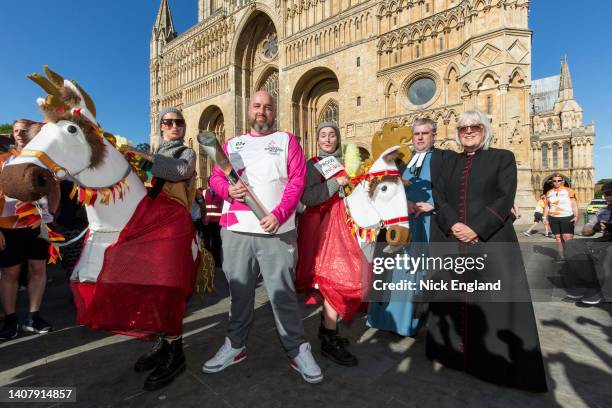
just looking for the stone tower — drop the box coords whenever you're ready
[530,56,595,203]
[150,0,177,148]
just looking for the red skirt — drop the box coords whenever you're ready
[296,196,371,320]
[71,193,197,339]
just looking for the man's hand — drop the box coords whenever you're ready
[260,214,280,234]
[407,200,417,215]
[0,230,5,251]
[414,202,434,217]
[228,180,248,202]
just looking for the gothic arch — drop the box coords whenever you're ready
[542,173,571,192]
[230,7,281,65]
[291,67,340,157]
[476,69,501,88]
[508,67,526,86]
[444,62,460,80]
[232,10,279,133]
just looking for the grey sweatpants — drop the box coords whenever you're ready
[221,228,305,358]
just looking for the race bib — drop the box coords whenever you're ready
[314,156,345,180]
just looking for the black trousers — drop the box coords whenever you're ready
[202,222,222,266]
[564,236,612,292]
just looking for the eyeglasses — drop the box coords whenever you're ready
[161,118,185,127]
[458,125,483,134]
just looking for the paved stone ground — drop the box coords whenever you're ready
[0,224,611,408]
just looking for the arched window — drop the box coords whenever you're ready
[552,143,558,168]
[563,142,570,168]
[321,99,339,124]
[542,145,548,169]
[486,95,492,114]
[547,118,553,130]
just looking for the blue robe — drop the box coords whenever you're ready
[367,151,432,336]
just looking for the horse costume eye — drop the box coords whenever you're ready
[381,185,388,192]
[67,125,78,134]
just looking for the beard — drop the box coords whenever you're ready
[249,115,274,133]
[253,122,271,132]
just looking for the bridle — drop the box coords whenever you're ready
[18,149,131,189]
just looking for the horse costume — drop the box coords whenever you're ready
[0,67,198,339]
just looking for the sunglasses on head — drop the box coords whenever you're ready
[161,118,185,127]
[458,124,483,133]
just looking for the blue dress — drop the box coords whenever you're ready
[367,151,432,336]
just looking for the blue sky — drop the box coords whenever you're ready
[1,1,610,180]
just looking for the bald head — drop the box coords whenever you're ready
[248,91,275,133]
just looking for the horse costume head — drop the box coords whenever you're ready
[0,66,120,201]
[345,145,410,246]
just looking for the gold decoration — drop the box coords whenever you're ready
[371,122,413,166]
[196,243,215,302]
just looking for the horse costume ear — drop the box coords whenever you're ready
[43,65,65,87]
[72,81,97,118]
[28,73,63,99]
[29,66,99,127]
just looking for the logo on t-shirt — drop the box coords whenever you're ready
[234,140,246,151]
[264,140,283,155]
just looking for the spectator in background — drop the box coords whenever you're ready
[563,181,612,305]
[203,184,223,265]
[543,174,578,262]
[524,194,551,237]
[0,119,60,340]
[54,181,88,276]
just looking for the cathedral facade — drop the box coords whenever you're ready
[149,0,595,207]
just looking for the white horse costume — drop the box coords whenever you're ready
[0,68,197,338]
[295,146,409,319]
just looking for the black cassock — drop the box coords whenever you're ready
[427,148,547,392]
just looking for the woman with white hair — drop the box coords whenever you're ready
[426,110,547,392]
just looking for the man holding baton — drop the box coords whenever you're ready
[202,91,323,383]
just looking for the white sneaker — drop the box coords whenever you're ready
[201,337,247,373]
[291,342,323,384]
[523,231,531,236]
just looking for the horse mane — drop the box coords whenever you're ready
[368,175,400,198]
[36,84,107,169]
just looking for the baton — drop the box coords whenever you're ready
[196,131,269,220]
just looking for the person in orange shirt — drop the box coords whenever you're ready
[543,174,578,261]
[524,194,551,237]
[0,119,60,341]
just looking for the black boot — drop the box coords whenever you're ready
[319,326,358,366]
[134,336,165,372]
[144,337,186,391]
[318,314,349,346]
[0,314,18,341]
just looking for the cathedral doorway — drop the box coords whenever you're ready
[233,11,279,134]
[291,67,340,157]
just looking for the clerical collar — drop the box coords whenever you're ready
[463,148,482,156]
[407,150,431,169]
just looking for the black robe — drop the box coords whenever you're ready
[426,148,548,392]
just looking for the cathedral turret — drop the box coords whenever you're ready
[558,55,574,101]
[554,56,582,128]
[151,0,176,58]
